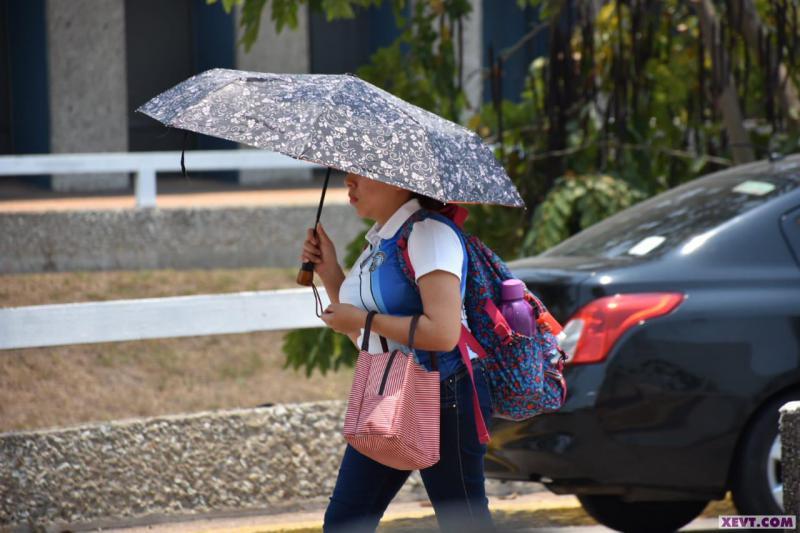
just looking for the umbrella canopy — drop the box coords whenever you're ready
[136,68,525,208]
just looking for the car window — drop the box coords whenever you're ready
[781,205,800,267]
[541,164,800,260]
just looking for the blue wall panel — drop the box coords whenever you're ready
[6,0,49,154]
[482,0,548,103]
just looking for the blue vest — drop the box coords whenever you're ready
[361,211,469,380]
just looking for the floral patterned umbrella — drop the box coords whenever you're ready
[136,68,524,208]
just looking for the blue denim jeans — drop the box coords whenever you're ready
[323,360,495,533]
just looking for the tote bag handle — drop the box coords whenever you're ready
[361,310,389,352]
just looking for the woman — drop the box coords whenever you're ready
[300,171,495,533]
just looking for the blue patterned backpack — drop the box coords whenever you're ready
[394,206,568,428]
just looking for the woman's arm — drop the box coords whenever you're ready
[370,270,462,352]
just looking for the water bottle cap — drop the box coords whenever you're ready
[501,279,525,300]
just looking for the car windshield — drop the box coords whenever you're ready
[541,163,800,259]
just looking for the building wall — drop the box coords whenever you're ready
[2,0,50,159]
[2,1,510,192]
[235,4,312,185]
[482,0,547,103]
[126,0,238,182]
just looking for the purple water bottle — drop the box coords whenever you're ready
[499,279,535,336]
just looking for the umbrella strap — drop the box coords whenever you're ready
[180,130,189,178]
[311,282,324,318]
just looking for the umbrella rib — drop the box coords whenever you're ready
[363,84,468,200]
[144,75,243,126]
[297,75,355,161]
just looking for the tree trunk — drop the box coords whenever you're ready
[695,0,756,163]
[730,0,800,127]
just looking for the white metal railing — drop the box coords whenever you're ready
[0,150,323,208]
[0,288,329,350]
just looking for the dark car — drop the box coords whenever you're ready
[486,154,800,532]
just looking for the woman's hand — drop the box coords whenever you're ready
[321,303,367,336]
[301,222,341,282]
[359,272,463,352]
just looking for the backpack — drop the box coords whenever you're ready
[394,207,568,436]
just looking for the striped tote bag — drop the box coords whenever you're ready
[342,312,440,470]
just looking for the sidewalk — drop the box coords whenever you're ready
[100,492,584,533]
[94,490,722,533]
[0,187,349,212]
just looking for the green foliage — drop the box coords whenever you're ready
[208,0,800,375]
[282,325,357,376]
[206,0,404,50]
[343,223,372,267]
[469,0,799,260]
[357,0,471,121]
[521,174,647,255]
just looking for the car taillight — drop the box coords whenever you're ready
[560,293,685,365]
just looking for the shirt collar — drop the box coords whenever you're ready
[365,198,422,246]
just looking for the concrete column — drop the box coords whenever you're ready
[462,0,483,119]
[235,4,313,186]
[409,0,482,123]
[780,401,800,525]
[46,0,129,191]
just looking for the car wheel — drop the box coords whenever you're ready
[577,494,708,532]
[731,393,794,514]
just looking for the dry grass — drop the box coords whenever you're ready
[0,268,353,433]
[0,267,303,307]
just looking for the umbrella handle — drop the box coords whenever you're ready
[297,166,332,288]
[296,261,315,286]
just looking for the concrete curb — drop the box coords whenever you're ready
[0,204,363,273]
[780,401,800,532]
[2,401,546,531]
[1,402,349,529]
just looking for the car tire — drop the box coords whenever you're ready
[730,392,796,515]
[577,494,708,532]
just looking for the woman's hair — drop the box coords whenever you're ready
[411,191,447,211]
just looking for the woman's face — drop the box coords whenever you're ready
[344,172,412,223]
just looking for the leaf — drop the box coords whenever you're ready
[237,0,267,51]
[322,0,356,20]
[690,155,708,174]
[344,222,372,267]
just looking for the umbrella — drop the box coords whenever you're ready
[136,68,525,297]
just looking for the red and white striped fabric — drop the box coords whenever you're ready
[342,312,440,470]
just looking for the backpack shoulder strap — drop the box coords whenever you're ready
[396,208,470,289]
[395,209,490,443]
[395,209,431,292]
